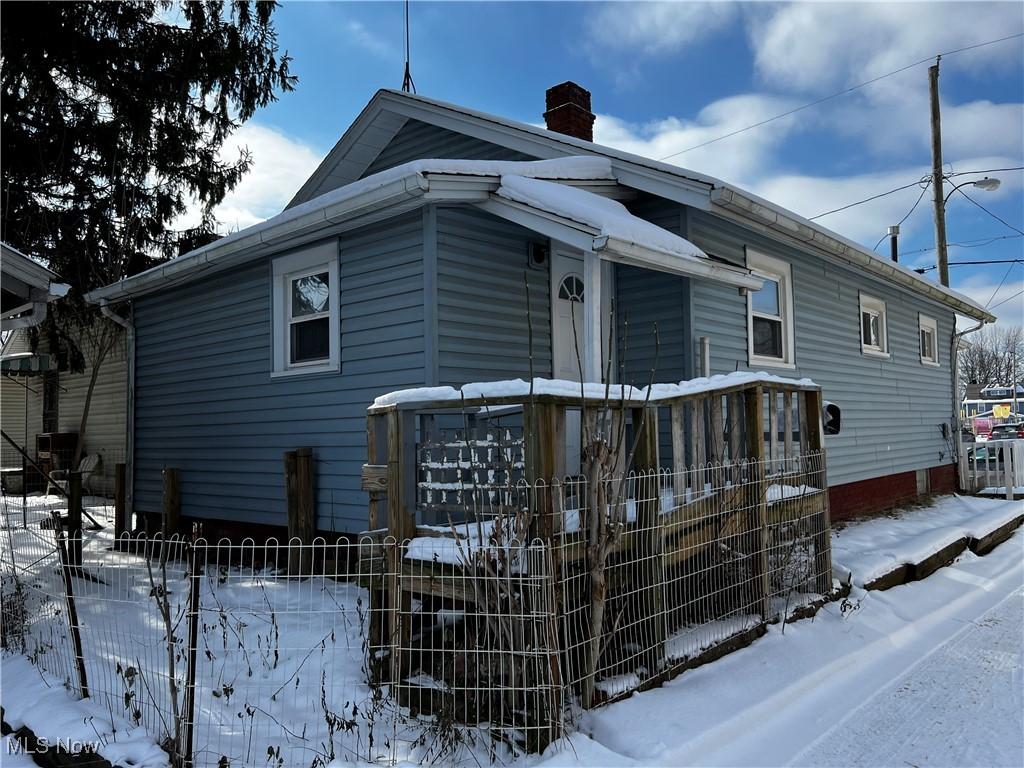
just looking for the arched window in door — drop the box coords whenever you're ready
[558,274,585,303]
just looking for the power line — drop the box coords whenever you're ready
[953,187,1024,236]
[900,233,1024,257]
[984,260,1021,308]
[988,286,1024,312]
[949,166,1024,178]
[914,258,1024,273]
[657,32,1024,162]
[809,180,925,220]
[873,183,930,251]
[811,166,1024,222]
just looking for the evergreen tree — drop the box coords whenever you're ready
[2,0,296,367]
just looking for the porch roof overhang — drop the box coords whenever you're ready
[86,157,761,302]
[1,242,71,331]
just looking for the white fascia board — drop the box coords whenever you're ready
[476,198,598,252]
[87,175,430,303]
[287,104,408,208]
[377,90,717,206]
[710,188,995,322]
[1,243,58,292]
[480,196,762,290]
[594,236,764,290]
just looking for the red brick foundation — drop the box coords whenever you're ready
[829,463,957,523]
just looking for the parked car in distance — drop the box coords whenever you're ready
[989,422,1024,440]
[960,427,976,443]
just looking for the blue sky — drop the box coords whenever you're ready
[206,1,1024,326]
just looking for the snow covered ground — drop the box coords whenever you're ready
[830,493,1023,586]
[3,494,1021,767]
[2,654,170,767]
[532,499,1023,768]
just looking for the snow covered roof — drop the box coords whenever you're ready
[295,89,993,323]
[371,372,818,411]
[87,156,760,302]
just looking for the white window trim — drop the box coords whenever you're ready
[271,241,340,377]
[919,314,939,366]
[745,250,796,369]
[859,293,889,358]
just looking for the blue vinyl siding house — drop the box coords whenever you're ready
[88,84,994,535]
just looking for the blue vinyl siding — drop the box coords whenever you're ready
[686,208,957,486]
[132,212,426,532]
[435,206,552,386]
[363,119,532,178]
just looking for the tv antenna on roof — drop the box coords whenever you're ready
[401,0,416,93]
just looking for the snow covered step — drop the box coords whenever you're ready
[830,495,1023,591]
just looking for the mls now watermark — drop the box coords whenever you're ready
[6,736,103,756]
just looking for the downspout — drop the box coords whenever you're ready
[100,299,135,532]
[951,317,989,479]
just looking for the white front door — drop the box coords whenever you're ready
[551,251,615,474]
[551,251,586,382]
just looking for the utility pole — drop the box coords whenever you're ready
[929,57,950,287]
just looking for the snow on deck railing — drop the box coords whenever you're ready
[371,371,818,409]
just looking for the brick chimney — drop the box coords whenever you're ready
[543,81,596,142]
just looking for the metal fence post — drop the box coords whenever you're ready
[67,471,83,568]
[52,520,89,698]
[181,539,203,768]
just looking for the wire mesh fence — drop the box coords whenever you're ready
[2,454,833,765]
[386,455,832,734]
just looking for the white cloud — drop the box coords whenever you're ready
[175,123,323,234]
[585,2,737,56]
[749,3,1024,94]
[594,93,805,185]
[345,19,395,59]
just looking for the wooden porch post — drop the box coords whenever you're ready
[803,389,833,595]
[385,409,415,686]
[744,387,771,620]
[633,406,665,672]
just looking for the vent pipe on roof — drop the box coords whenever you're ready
[543,82,596,142]
[888,224,900,263]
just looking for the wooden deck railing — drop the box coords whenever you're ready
[362,378,830,542]
[360,378,834,742]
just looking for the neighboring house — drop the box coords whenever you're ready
[86,83,994,535]
[961,383,1024,429]
[2,243,127,495]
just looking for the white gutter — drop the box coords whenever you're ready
[86,174,430,303]
[1,282,70,331]
[100,300,135,531]
[592,235,763,290]
[711,187,995,322]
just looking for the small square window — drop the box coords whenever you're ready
[746,251,795,368]
[859,294,888,357]
[919,315,939,366]
[272,242,339,376]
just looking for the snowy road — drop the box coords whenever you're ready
[540,514,1024,768]
[793,585,1023,767]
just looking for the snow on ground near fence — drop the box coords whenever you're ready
[532,516,1023,768]
[1,654,170,767]
[830,494,1023,586]
[373,371,816,408]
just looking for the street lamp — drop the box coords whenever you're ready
[936,176,1001,284]
[944,176,1001,205]
[888,177,1001,266]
